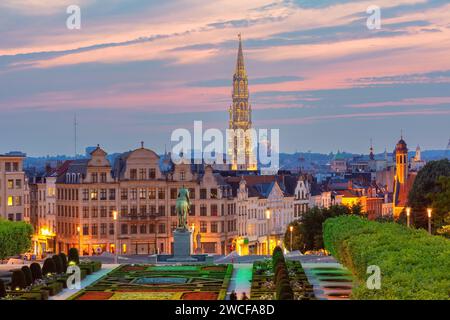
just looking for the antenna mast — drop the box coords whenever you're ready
[74,114,78,158]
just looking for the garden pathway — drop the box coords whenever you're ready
[50,264,119,300]
[226,263,253,300]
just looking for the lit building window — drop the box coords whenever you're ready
[7,196,13,206]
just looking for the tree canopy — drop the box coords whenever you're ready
[0,219,33,260]
[408,159,450,230]
[283,204,362,252]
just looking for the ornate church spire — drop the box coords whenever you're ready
[235,33,247,77]
[228,34,257,171]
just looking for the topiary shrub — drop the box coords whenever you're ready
[0,279,6,298]
[59,253,68,273]
[276,269,289,284]
[42,258,56,276]
[11,269,27,290]
[30,262,43,282]
[276,278,294,300]
[21,266,33,287]
[52,255,63,274]
[68,248,80,265]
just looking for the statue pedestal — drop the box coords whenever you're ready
[167,228,198,262]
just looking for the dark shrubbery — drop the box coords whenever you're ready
[0,279,6,298]
[21,266,33,287]
[323,215,450,299]
[52,255,63,274]
[11,269,27,290]
[42,258,56,275]
[68,248,80,265]
[30,262,43,281]
[59,253,68,272]
[271,246,294,300]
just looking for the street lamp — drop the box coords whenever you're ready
[406,207,411,228]
[427,208,432,235]
[289,225,294,252]
[113,210,118,264]
[77,226,81,256]
[265,209,271,255]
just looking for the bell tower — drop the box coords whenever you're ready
[395,135,408,185]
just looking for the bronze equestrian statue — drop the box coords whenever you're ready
[176,186,190,230]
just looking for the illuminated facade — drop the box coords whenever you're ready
[228,35,257,171]
[0,153,29,222]
[44,145,237,256]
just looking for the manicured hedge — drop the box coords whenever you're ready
[0,219,33,260]
[323,215,450,300]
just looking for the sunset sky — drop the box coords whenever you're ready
[1,0,449,156]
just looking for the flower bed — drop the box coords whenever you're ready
[70,264,233,300]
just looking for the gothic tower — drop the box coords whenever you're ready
[228,34,257,171]
[393,134,409,218]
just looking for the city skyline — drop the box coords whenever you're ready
[1,0,450,155]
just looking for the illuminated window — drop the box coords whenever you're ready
[90,189,98,200]
[7,180,13,189]
[7,196,13,206]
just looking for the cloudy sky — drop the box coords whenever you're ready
[1,0,449,156]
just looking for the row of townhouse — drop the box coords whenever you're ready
[30,145,239,256]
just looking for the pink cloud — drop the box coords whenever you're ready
[348,97,450,108]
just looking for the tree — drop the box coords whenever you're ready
[428,176,450,237]
[283,221,304,251]
[284,204,363,252]
[408,159,450,229]
[0,219,33,261]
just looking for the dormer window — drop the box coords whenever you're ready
[149,168,156,179]
[139,168,146,180]
[130,169,137,180]
[180,171,185,181]
[92,173,98,183]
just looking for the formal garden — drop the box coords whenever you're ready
[70,264,233,300]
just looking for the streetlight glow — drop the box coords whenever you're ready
[427,208,432,235]
[265,209,271,220]
[289,225,293,232]
[406,207,411,227]
[113,210,118,220]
